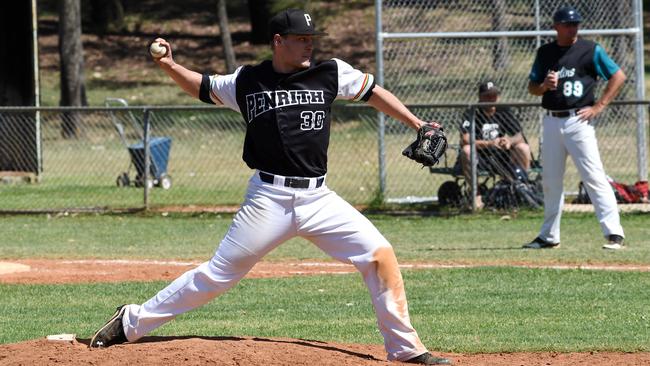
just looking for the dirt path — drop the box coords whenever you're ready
[1,259,649,284]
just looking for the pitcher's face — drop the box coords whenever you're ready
[274,34,314,71]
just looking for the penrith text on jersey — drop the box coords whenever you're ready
[245,90,325,123]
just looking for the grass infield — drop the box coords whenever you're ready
[0,212,648,263]
[1,268,649,351]
[1,212,648,351]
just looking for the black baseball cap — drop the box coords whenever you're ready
[553,6,582,24]
[478,81,500,95]
[268,9,328,37]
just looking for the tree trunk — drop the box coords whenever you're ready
[0,1,39,173]
[59,0,87,138]
[217,0,236,73]
[90,0,125,35]
[0,1,36,106]
[248,0,272,45]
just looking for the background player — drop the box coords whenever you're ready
[524,5,626,250]
[89,8,451,365]
[460,81,531,208]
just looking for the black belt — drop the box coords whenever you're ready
[547,109,580,118]
[259,171,324,189]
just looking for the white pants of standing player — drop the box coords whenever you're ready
[120,171,428,361]
[539,114,625,243]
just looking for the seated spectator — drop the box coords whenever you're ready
[460,81,531,207]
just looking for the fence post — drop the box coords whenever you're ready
[375,0,386,201]
[469,105,477,212]
[143,108,151,209]
[634,0,647,181]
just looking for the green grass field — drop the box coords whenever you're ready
[1,212,649,263]
[2,268,649,351]
[1,211,649,350]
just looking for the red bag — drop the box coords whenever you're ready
[635,181,649,202]
[606,176,642,203]
[609,181,639,203]
[576,178,646,204]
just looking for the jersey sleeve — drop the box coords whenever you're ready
[207,66,243,112]
[528,49,545,83]
[593,44,620,80]
[460,108,473,134]
[332,58,375,102]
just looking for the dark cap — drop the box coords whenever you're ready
[478,81,500,95]
[269,9,328,37]
[553,6,582,24]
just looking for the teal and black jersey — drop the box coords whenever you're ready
[529,39,620,110]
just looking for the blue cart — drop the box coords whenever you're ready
[126,137,173,189]
[107,98,173,190]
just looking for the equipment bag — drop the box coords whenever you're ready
[575,178,644,204]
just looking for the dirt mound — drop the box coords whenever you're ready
[0,337,389,366]
[1,337,649,366]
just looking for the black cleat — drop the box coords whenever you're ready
[522,236,560,249]
[89,305,128,348]
[603,234,625,250]
[405,352,452,365]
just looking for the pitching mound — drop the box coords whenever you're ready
[1,337,649,366]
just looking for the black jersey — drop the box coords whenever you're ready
[203,59,375,177]
[460,107,522,141]
[529,39,620,110]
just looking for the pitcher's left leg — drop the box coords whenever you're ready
[565,121,624,238]
[359,245,428,361]
[296,189,429,361]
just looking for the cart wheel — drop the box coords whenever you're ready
[160,175,172,190]
[146,179,155,189]
[116,173,130,187]
[438,180,462,206]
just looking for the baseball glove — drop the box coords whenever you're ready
[402,122,447,167]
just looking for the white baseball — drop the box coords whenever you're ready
[149,42,167,58]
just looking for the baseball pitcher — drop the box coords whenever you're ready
[89,8,450,365]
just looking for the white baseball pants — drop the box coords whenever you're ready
[539,114,624,243]
[120,171,428,361]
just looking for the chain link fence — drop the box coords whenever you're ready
[376,0,646,204]
[0,106,382,212]
[0,103,647,212]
